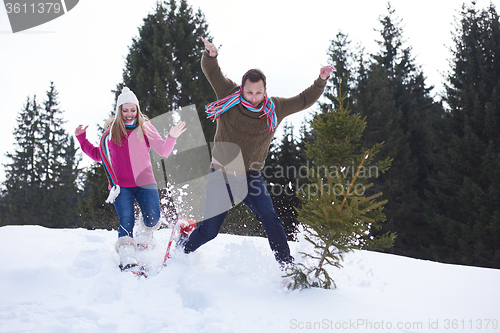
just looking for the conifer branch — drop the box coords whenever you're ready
[315,152,369,278]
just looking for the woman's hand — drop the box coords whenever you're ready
[201,36,218,57]
[75,125,88,136]
[169,121,187,138]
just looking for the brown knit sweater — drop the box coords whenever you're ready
[201,50,327,172]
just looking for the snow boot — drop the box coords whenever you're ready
[115,236,138,271]
[134,218,161,250]
[163,218,197,264]
[279,256,295,271]
[176,218,197,249]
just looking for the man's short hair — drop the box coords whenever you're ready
[242,69,267,88]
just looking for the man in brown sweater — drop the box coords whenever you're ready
[182,37,334,266]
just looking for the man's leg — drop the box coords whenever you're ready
[243,172,294,265]
[183,168,233,253]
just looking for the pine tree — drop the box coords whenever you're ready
[37,82,80,227]
[120,0,215,142]
[320,31,357,112]
[1,96,42,226]
[286,89,394,290]
[352,3,443,258]
[1,84,80,227]
[427,3,500,268]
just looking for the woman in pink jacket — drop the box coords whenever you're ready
[75,87,186,272]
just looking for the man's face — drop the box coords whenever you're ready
[242,80,265,107]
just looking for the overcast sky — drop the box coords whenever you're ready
[0,0,497,184]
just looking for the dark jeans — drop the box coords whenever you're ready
[113,185,161,238]
[184,169,293,265]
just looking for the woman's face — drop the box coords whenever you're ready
[121,103,138,124]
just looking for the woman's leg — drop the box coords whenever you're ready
[134,186,162,248]
[113,187,137,238]
[113,187,139,269]
[135,185,161,228]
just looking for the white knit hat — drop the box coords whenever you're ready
[116,87,140,113]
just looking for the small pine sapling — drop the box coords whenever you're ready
[285,86,395,290]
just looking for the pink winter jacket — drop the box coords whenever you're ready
[76,122,177,188]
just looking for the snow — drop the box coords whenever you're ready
[1,225,499,333]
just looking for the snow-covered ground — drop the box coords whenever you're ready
[0,225,499,333]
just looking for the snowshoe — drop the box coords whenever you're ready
[119,263,147,278]
[116,236,147,277]
[163,217,197,265]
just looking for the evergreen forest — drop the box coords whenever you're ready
[1,1,499,269]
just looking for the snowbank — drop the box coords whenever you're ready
[0,225,499,333]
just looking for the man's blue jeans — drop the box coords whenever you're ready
[113,185,161,238]
[184,169,293,265]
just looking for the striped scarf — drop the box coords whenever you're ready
[99,120,139,203]
[205,87,278,132]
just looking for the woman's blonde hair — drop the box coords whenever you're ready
[105,104,150,146]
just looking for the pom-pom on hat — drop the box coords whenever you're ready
[116,87,140,113]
